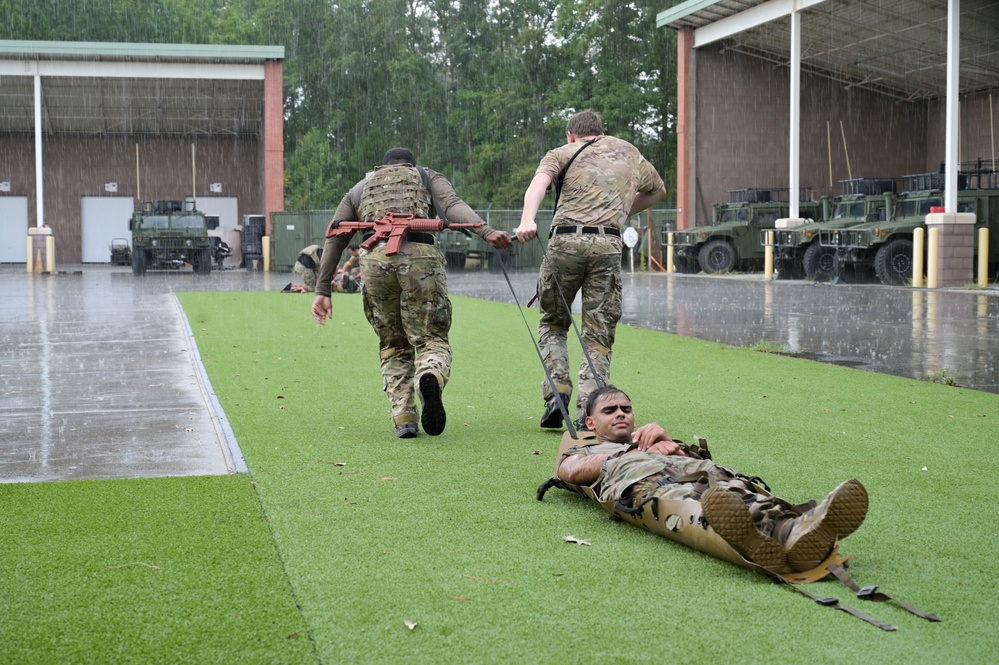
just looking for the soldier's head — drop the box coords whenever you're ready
[383,147,415,166]
[584,385,635,443]
[347,243,360,256]
[566,111,604,140]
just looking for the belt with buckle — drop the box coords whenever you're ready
[550,225,621,238]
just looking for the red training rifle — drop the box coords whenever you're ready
[325,212,483,256]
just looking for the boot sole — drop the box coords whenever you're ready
[702,487,786,572]
[418,374,446,436]
[786,479,868,572]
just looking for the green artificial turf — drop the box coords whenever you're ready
[0,474,315,664]
[173,290,997,664]
[3,288,995,664]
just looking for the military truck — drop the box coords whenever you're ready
[670,188,825,274]
[819,177,999,285]
[129,200,218,276]
[768,189,895,280]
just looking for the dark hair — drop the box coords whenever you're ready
[383,147,415,165]
[585,384,630,416]
[566,110,604,137]
[348,243,360,251]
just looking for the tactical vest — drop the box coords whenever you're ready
[358,165,433,222]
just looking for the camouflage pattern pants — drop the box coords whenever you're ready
[359,241,452,426]
[537,234,623,422]
[292,263,318,292]
[601,453,789,536]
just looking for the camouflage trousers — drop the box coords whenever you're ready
[537,234,623,422]
[292,263,318,292]
[360,241,452,426]
[600,453,789,536]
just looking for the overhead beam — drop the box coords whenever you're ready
[693,0,829,48]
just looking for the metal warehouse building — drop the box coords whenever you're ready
[0,40,284,265]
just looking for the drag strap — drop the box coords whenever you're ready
[498,256,577,439]
[828,564,941,622]
[776,576,897,631]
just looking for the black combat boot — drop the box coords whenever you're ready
[540,393,570,429]
[418,373,446,436]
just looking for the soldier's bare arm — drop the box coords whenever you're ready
[556,452,611,485]
[515,173,551,242]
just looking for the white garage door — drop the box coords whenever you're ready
[0,196,29,263]
[190,196,239,228]
[81,196,136,263]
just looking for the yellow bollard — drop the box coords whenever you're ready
[927,227,940,289]
[26,236,33,273]
[666,232,675,273]
[45,235,56,273]
[979,227,990,288]
[764,231,774,279]
[912,227,925,288]
[262,236,271,272]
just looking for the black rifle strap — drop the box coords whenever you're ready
[553,137,600,214]
[497,254,577,440]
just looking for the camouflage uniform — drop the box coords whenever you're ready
[315,164,501,428]
[534,136,664,422]
[567,442,789,536]
[292,244,323,292]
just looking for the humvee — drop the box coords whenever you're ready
[129,200,218,276]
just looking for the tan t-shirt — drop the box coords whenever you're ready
[536,135,663,229]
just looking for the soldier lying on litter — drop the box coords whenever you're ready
[546,384,868,575]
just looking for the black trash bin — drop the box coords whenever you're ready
[241,215,265,270]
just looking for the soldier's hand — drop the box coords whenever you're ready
[312,295,333,326]
[290,284,308,293]
[514,220,538,243]
[485,230,512,250]
[633,423,682,454]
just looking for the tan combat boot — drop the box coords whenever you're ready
[774,479,869,572]
[701,487,787,572]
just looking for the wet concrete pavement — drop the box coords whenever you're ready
[2,264,996,484]
[448,270,999,395]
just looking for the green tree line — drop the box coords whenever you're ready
[3,0,677,209]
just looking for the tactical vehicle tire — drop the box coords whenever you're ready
[194,248,212,275]
[698,240,736,274]
[874,238,914,285]
[803,243,838,282]
[131,247,147,276]
[774,257,804,280]
[675,259,700,273]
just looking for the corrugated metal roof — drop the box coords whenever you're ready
[0,40,283,62]
[658,0,999,101]
[0,40,281,136]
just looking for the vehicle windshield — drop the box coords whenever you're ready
[718,208,749,224]
[171,215,206,229]
[833,202,865,220]
[896,197,942,218]
[140,215,169,229]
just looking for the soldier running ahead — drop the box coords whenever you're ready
[312,147,510,438]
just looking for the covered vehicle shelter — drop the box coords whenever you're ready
[658,0,999,230]
[0,40,284,265]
